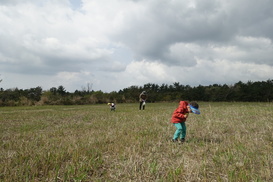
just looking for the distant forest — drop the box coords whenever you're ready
[0,79,273,106]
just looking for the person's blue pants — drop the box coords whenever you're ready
[173,122,186,140]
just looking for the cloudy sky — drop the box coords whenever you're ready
[0,0,273,92]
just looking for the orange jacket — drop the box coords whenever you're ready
[171,101,189,123]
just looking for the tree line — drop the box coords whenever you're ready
[0,79,273,106]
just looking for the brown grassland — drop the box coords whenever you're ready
[0,102,272,181]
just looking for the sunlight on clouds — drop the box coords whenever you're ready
[167,43,199,66]
[134,58,273,87]
[99,61,126,72]
[210,44,244,60]
[235,36,272,48]
[248,64,273,78]
[55,71,93,81]
[109,57,273,91]
[187,1,196,8]
[193,59,273,84]
[42,37,61,50]
[55,72,81,81]
[50,71,95,91]
[126,60,174,83]
[207,36,273,65]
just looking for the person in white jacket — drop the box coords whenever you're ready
[139,91,148,110]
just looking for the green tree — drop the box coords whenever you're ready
[57,85,67,96]
[26,87,42,101]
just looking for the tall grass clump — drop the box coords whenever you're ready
[0,102,272,181]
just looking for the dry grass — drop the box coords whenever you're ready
[0,102,272,181]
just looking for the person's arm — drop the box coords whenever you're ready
[173,110,188,119]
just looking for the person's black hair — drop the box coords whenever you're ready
[190,101,199,109]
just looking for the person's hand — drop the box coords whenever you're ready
[184,113,189,118]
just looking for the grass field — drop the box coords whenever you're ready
[0,102,272,181]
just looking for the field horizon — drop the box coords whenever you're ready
[1,102,272,181]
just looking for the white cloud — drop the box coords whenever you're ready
[126,60,171,83]
[0,0,273,92]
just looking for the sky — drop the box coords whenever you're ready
[0,0,273,92]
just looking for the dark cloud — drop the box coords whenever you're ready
[112,0,273,67]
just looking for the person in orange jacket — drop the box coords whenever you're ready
[171,101,200,143]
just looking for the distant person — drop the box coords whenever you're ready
[139,91,148,110]
[171,101,200,143]
[107,102,116,111]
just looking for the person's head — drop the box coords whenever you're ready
[187,101,200,114]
